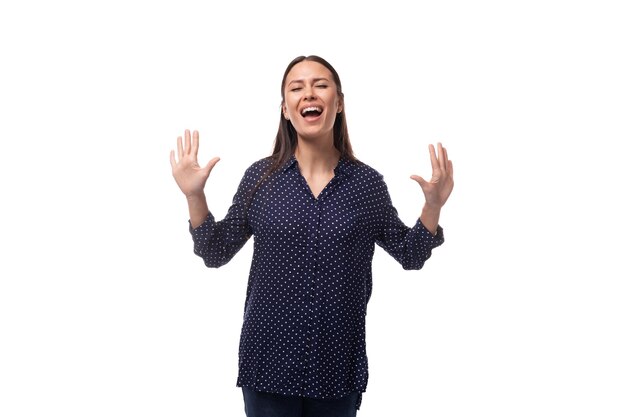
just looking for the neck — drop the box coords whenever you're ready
[294,135,340,175]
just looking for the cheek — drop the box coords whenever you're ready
[285,100,298,114]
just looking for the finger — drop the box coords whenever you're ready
[437,142,446,172]
[191,130,200,156]
[184,129,191,155]
[441,144,450,173]
[177,136,183,159]
[205,157,221,176]
[169,150,176,169]
[447,159,454,179]
[428,144,438,173]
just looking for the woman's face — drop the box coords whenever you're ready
[282,60,343,143]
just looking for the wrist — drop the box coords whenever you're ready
[422,202,442,215]
[420,204,441,236]
[186,191,206,202]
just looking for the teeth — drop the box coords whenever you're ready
[301,106,322,115]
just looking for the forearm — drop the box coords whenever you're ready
[188,189,251,268]
[419,203,441,236]
[187,192,210,229]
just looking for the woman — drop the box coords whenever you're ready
[170,55,454,417]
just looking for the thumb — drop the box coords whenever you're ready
[204,157,221,176]
[410,174,427,189]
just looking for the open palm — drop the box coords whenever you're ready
[169,129,220,198]
[410,143,454,209]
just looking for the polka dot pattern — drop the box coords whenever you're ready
[190,154,444,402]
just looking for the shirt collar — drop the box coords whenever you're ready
[281,154,298,172]
[281,154,355,177]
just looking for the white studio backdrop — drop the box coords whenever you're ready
[1,1,625,416]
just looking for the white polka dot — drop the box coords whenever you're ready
[190,154,444,400]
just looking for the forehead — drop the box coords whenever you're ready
[286,61,334,83]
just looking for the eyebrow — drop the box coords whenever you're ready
[287,77,330,86]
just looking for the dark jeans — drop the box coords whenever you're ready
[242,387,359,417]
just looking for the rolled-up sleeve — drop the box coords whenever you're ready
[374,176,444,270]
[189,165,258,268]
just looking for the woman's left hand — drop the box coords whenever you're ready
[410,143,454,209]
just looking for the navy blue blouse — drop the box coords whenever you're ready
[189,154,444,404]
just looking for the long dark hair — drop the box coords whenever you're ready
[252,56,359,195]
[271,55,357,169]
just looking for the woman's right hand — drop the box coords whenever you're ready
[169,129,220,198]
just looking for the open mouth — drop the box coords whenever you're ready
[301,106,323,120]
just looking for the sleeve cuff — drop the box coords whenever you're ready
[188,212,216,236]
[415,218,445,247]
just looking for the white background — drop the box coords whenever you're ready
[1,1,625,416]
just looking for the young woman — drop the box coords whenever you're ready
[170,55,454,417]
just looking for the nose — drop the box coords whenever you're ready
[304,85,316,100]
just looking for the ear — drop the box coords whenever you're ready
[282,103,289,120]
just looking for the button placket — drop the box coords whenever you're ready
[302,196,324,393]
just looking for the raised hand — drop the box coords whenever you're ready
[410,143,454,210]
[169,129,220,198]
